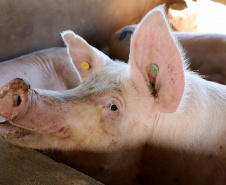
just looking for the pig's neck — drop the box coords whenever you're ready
[151,72,226,154]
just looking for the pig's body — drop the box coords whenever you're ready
[0,48,79,90]
[143,75,226,184]
[0,5,226,185]
[176,32,226,84]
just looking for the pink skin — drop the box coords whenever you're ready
[0,78,71,148]
[0,74,134,151]
[0,78,29,121]
[110,27,226,85]
[0,48,79,91]
[0,6,185,184]
[0,79,65,134]
[0,6,226,185]
[0,47,80,123]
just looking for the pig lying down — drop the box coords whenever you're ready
[0,5,226,185]
[0,48,80,91]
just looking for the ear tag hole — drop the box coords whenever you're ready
[151,64,159,75]
[81,61,90,70]
[151,83,157,98]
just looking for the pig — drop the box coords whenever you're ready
[1,5,226,185]
[0,47,79,122]
[109,25,226,85]
[0,47,79,90]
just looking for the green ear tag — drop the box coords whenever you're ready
[151,64,159,75]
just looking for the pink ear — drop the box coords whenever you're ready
[129,6,185,113]
[62,30,108,81]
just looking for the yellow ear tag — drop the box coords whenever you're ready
[81,61,90,70]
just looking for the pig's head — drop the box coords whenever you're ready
[0,5,185,152]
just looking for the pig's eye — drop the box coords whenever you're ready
[108,103,118,111]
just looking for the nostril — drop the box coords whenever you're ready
[17,96,22,106]
[13,95,22,106]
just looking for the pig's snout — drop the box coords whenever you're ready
[0,78,30,120]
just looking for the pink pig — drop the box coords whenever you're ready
[0,5,226,185]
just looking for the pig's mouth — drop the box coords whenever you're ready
[0,117,70,138]
[0,118,31,136]
[0,120,10,125]
[0,118,29,132]
[0,116,12,125]
[0,119,24,129]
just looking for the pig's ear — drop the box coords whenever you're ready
[61,30,107,81]
[129,6,185,113]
